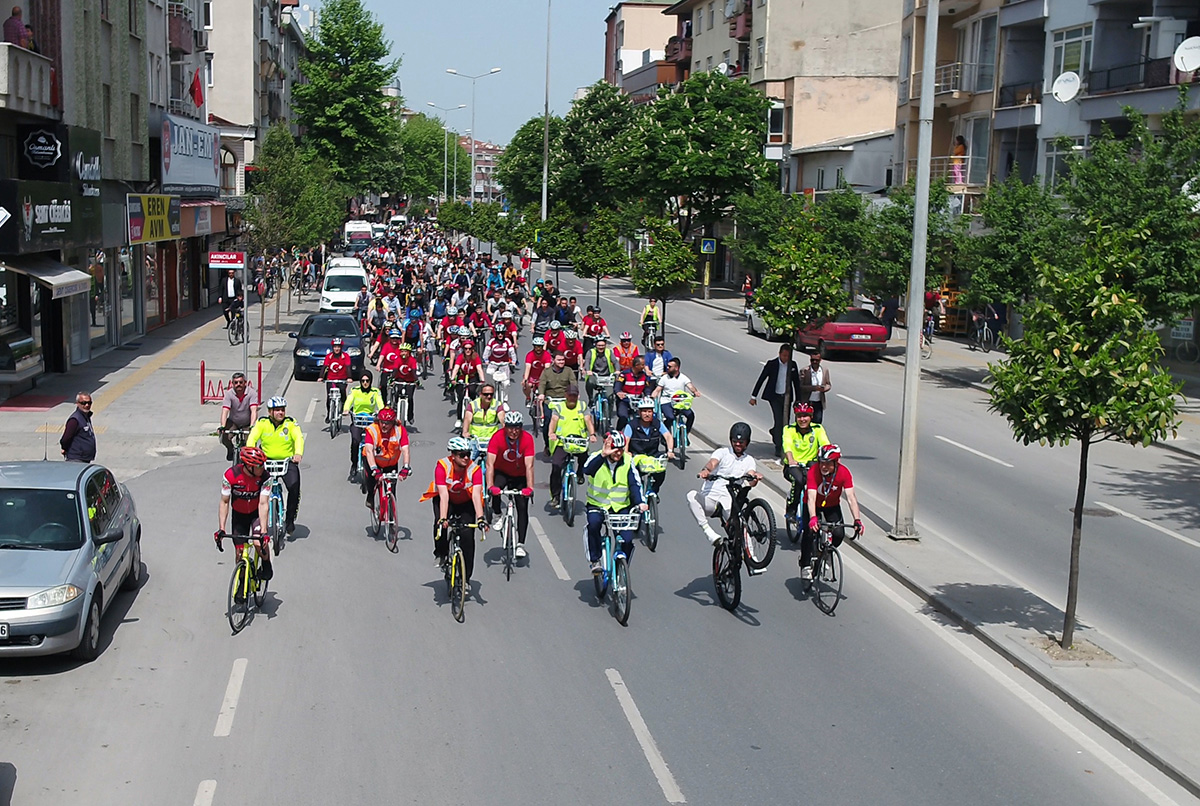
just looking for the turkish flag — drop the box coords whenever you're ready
[189,68,204,107]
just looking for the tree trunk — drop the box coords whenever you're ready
[1062,436,1090,649]
[595,276,601,309]
[661,298,668,341]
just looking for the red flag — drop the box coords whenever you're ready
[189,68,204,107]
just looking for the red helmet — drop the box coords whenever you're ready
[331,337,344,347]
[239,446,266,467]
[377,408,397,425]
[793,402,814,416]
[818,444,841,463]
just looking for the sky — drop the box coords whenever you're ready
[364,0,607,146]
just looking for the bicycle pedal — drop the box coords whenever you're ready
[746,566,765,577]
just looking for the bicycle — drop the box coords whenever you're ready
[920,313,935,360]
[642,321,659,350]
[391,381,417,427]
[590,381,612,431]
[369,468,406,552]
[968,312,996,353]
[438,515,484,623]
[326,383,343,439]
[803,519,850,615]
[1175,338,1199,364]
[422,334,437,377]
[632,454,667,552]
[217,531,269,634]
[708,474,776,611]
[352,412,375,484]
[558,434,590,528]
[227,310,245,346]
[592,510,638,626]
[528,386,545,434]
[221,428,250,469]
[263,459,290,557]
[494,488,531,581]
[783,461,813,546]
[667,391,693,469]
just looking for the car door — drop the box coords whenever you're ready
[83,471,122,597]
[101,471,133,583]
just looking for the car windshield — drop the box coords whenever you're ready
[300,316,357,339]
[838,309,883,326]
[0,489,83,550]
[324,275,364,293]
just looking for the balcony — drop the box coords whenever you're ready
[0,43,60,120]
[168,2,195,54]
[909,62,982,106]
[666,35,692,64]
[730,7,752,41]
[910,0,979,17]
[993,80,1041,129]
[1079,58,1200,121]
[998,0,1047,27]
[908,155,988,188]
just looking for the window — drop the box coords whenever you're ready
[708,2,714,29]
[100,0,111,20]
[1052,25,1093,77]
[205,53,214,87]
[835,167,845,187]
[695,9,702,35]
[128,0,138,34]
[706,55,713,71]
[617,22,624,48]
[203,0,213,28]
[816,168,826,190]
[756,37,765,68]
[723,49,731,66]
[958,15,997,92]
[130,94,140,138]
[767,102,785,143]
[220,147,238,194]
[1044,136,1087,189]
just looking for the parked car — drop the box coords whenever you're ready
[746,307,786,340]
[319,266,369,313]
[797,308,888,359]
[0,462,142,660]
[290,313,366,380]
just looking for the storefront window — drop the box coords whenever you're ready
[89,249,113,351]
[145,243,163,329]
[0,267,41,374]
[118,247,137,338]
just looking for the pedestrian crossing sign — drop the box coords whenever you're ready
[700,238,716,254]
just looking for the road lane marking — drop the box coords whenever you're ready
[847,553,1180,806]
[836,393,886,415]
[934,435,1013,467]
[214,658,248,737]
[605,668,687,804]
[572,288,738,354]
[530,516,571,580]
[1095,501,1200,551]
[193,780,217,806]
[304,397,317,423]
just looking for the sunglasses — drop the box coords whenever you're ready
[451,451,470,458]
[79,400,93,407]
[481,392,494,397]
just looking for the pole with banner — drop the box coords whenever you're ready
[209,251,248,374]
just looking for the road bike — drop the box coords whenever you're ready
[221,428,250,469]
[391,381,417,427]
[632,454,667,552]
[227,310,245,346]
[421,334,437,377]
[667,391,693,469]
[642,321,659,349]
[494,488,531,581]
[351,412,375,484]
[218,531,269,634]
[369,467,406,552]
[558,434,590,528]
[528,387,545,434]
[968,312,997,353]
[263,459,290,557]
[592,510,638,626]
[439,515,484,623]
[326,382,344,439]
[709,474,776,611]
[487,362,514,405]
[803,519,851,615]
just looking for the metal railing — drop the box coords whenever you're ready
[996,79,1041,107]
[910,62,980,98]
[907,155,988,187]
[1086,57,1195,94]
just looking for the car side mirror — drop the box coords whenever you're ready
[288,332,298,338]
[94,526,124,545]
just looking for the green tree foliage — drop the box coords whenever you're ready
[753,204,851,337]
[558,82,637,217]
[437,200,472,235]
[813,184,868,295]
[631,217,695,300]
[729,183,788,282]
[245,122,344,251]
[988,225,1180,648]
[861,179,958,298]
[532,202,581,265]
[574,208,627,282]
[397,114,455,202]
[291,0,401,191]
[495,115,566,210]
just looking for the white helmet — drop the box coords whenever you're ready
[447,306,459,316]
[447,436,472,453]
[504,410,524,427]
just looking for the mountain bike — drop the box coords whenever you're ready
[326,382,343,438]
[217,531,269,634]
[221,428,250,469]
[590,380,612,430]
[592,510,638,626]
[803,519,852,615]
[494,488,531,581]
[391,381,417,427]
[709,474,776,611]
[667,391,693,469]
[632,454,667,552]
[968,312,997,353]
[369,467,408,552]
[263,459,290,557]
[227,310,245,346]
[558,434,590,528]
[439,515,484,623]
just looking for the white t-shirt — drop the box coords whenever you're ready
[657,373,692,398]
[702,447,756,496]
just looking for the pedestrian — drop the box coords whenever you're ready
[61,393,97,463]
[742,274,754,310]
[3,6,23,46]
[951,135,967,184]
[880,295,900,340]
[749,344,800,458]
[799,353,832,424]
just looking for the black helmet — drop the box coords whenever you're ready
[729,422,752,444]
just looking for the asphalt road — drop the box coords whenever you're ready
[0,277,1192,805]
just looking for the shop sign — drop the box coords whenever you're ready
[69,127,103,199]
[208,251,245,270]
[127,194,182,244]
[0,180,102,253]
[162,113,220,197]
[16,124,69,182]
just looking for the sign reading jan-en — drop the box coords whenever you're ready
[127,193,181,245]
[161,114,220,196]
[700,238,717,254]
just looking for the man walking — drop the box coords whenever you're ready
[799,353,832,424]
[61,393,97,462]
[749,344,800,457]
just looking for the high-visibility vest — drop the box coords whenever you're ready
[586,454,633,510]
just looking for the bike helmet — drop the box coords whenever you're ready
[793,402,814,416]
[619,331,632,341]
[608,430,627,448]
[501,310,513,320]
[532,336,546,347]
[448,436,472,452]
[388,328,402,338]
[564,328,578,339]
[549,321,561,330]
[448,325,461,335]
[331,337,344,347]
[239,446,266,467]
[462,339,476,349]
[818,444,842,463]
[397,342,412,352]
[447,305,459,315]
[504,410,524,427]
[377,407,397,425]
[729,422,752,444]
[267,396,287,410]
[638,398,656,411]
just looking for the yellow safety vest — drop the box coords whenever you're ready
[468,400,502,441]
[586,454,633,511]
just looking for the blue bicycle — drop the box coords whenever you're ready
[667,391,693,469]
[590,382,612,430]
[559,435,590,528]
[592,510,639,625]
[263,459,290,557]
[353,412,375,484]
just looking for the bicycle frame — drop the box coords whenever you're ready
[263,460,289,551]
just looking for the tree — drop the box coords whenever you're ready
[495,115,566,210]
[245,122,343,251]
[812,184,868,298]
[753,203,851,338]
[534,202,581,266]
[861,178,958,298]
[631,217,696,334]
[573,208,627,306]
[558,81,637,217]
[397,113,452,202]
[730,183,788,284]
[438,200,472,235]
[988,224,1180,649]
[291,0,401,190]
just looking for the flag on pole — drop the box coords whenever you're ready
[189,68,204,107]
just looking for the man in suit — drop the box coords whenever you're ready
[749,344,801,457]
[218,269,243,324]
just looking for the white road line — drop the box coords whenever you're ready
[304,397,317,423]
[193,780,217,806]
[847,553,1180,806]
[214,658,248,737]
[836,393,886,415]
[605,668,687,804]
[1095,501,1200,551]
[934,435,1014,468]
[530,516,571,580]
[579,290,738,354]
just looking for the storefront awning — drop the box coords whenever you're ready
[180,200,228,237]
[0,256,92,299]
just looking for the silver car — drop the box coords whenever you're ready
[0,462,142,661]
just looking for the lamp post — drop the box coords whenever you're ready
[454,129,470,200]
[540,0,552,284]
[446,67,501,208]
[427,102,465,209]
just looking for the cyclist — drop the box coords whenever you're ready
[343,371,384,481]
[546,320,565,354]
[482,330,518,404]
[389,342,421,424]
[582,431,647,574]
[362,407,412,508]
[687,422,761,546]
[802,444,863,580]
[613,331,639,373]
[639,297,661,346]
[219,372,258,463]
[420,436,489,580]
[452,338,486,428]
[486,410,536,558]
[782,402,830,530]
[536,352,579,447]
[624,398,675,495]
[614,355,651,431]
[463,382,505,451]
[582,336,618,407]
[547,384,596,508]
[376,328,406,406]
[320,338,351,423]
[560,328,583,371]
[353,284,371,327]
[495,309,520,342]
[216,446,273,586]
[644,336,673,380]
[247,397,304,535]
[522,335,549,407]
[531,296,554,339]
[653,357,699,433]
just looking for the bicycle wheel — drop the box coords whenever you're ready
[227,559,251,633]
[644,495,659,552]
[979,325,993,354]
[712,543,741,611]
[383,494,399,553]
[814,547,844,615]
[742,499,777,571]
[227,320,237,346]
[612,555,631,625]
[369,484,383,536]
[1176,340,1199,363]
[785,509,800,545]
[449,546,467,623]
[594,539,610,600]
[677,426,688,469]
[503,518,514,581]
[563,472,576,528]
[252,554,268,608]
[270,495,284,556]
[920,335,933,360]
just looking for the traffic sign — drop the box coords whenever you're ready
[700,238,716,254]
[209,251,246,270]
[534,229,542,243]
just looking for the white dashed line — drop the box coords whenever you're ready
[1095,501,1200,551]
[934,435,1014,467]
[530,516,571,580]
[605,668,687,803]
[213,658,248,737]
[836,393,886,415]
[304,397,317,423]
[193,780,217,806]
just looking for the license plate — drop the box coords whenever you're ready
[851,334,872,340]
[0,624,8,639]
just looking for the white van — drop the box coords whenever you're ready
[319,265,370,313]
[343,220,373,253]
[388,214,408,229]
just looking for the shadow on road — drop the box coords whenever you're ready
[923,581,1065,634]
[0,762,14,806]
[1097,455,1200,531]
[673,575,762,626]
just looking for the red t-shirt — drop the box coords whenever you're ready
[378,344,404,372]
[547,331,566,354]
[435,459,483,505]
[487,429,535,477]
[584,316,607,337]
[222,466,266,515]
[561,339,582,368]
[322,351,351,380]
[485,339,515,364]
[440,315,464,332]
[807,463,854,510]
[525,349,548,383]
[454,352,483,380]
[393,356,420,382]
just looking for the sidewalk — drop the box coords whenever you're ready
[0,293,318,481]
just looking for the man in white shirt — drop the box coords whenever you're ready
[687,422,761,545]
[654,357,699,433]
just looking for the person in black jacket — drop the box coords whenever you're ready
[218,269,243,324]
[61,393,97,462]
[749,344,801,457]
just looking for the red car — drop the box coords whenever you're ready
[797,308,888,360]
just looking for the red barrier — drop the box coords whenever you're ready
[201,361,263,404]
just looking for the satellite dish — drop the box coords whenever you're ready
[1051,71,1081,103]
[1174,37,1200,72]
[714,62,730,76]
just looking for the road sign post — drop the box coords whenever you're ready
[700,238,716,300]
[210,251,248,375]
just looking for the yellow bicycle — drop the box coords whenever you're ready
[218,531,270,633]
[438,516,484,623]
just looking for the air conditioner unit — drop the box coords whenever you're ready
[194,29,208,50]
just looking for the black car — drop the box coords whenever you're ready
[290,313,366,381]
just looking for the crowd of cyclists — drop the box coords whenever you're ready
[217,220,864,609]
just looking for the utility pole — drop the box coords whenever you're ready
[539,0,552,284]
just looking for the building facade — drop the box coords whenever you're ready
[461,137,504,204]
[605,1,677,89]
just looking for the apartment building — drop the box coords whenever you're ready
[461,136,504,203]
[605,1,677,88]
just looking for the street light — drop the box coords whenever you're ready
[540,0,552,284]
[427,102,465,207]
[455,130,470,200]
[446,67,502,208]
